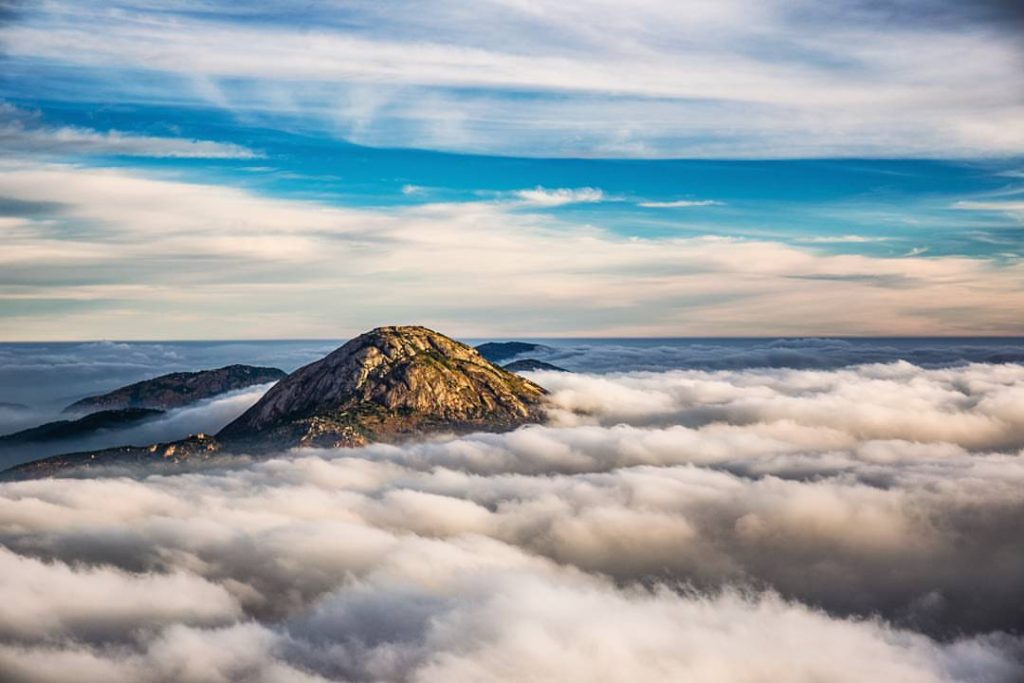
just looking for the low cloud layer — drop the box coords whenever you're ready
[1,361,1024,681]
[505,337,1024,373]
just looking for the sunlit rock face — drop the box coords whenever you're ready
[218,326,547,449]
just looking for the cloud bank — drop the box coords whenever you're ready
[2,361,1024,681]
[2,161,1023,339]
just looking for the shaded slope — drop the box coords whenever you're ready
[0,408,164,446]
[503,359,568,373]
[475,341,550,363]
[64,364,286,413]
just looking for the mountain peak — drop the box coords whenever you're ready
[218,326,546,448]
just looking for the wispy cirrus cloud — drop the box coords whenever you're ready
[795,235,893,243]
[953,199,1024,222]
[638,199,723,208]
[2,1,1022,158]
[0,103,261,159]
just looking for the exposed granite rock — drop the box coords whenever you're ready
[475,341,550,363]
[63,364,286,413]
[0,408,164,445]
[503,358,569,373]
[219,326,547,450]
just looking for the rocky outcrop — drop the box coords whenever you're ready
[64,364,286,413]
[219,326,547,450]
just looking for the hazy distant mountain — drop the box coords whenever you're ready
[475,341,551,363]
[9,326,547,478]
[63,364,286,413]
[0,408,164,446]
[503,358,568,373]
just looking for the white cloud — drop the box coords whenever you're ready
[0,104,260,159]
[1,161,1023,338]
[953,200,1024,221]
[0,547,240,641]
[796,235,892,243]
[638,199,722,208]
[512,187,606,206]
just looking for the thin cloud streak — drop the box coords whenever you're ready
[0,104,261,159]
[512,187,605,206]
[638,200,723,208]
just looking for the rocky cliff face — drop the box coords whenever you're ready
[64,364,286,413]
[219,326,546,449]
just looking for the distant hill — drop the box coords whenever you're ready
[64,364,286,413]
[475,341,551,363]
[503,359,568,373]
[0,408,164,445]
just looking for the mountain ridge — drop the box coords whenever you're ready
[6,326,548,478]
[0,408,164,446]
[64,364,286,413]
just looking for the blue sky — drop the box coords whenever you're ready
[0,1,1022,338]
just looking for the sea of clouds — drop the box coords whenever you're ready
[2,357,1024,682]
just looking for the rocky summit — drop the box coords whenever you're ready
[219,326,547,449]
